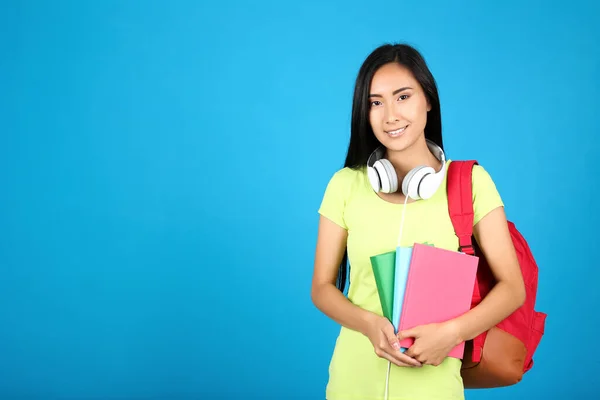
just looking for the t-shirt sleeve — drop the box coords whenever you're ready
[318,169,351,230]
[472,165,504,226]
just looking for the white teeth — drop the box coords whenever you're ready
[387,126,407,135]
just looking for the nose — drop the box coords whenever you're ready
[384,102,399,123]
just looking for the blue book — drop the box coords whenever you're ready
[391,246,413,334]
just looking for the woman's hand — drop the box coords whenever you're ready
[363,313,422,368]
[397,320,463,366]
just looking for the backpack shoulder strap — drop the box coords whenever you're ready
[447,160,478,255]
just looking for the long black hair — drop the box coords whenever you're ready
[336,43,444,293]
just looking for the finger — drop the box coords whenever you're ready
[383,327,405,353]
[378,349,420,368]
[397,328,418,340]
[403,346,425,365]
[376,338,420,367]
[404,344,419,357]
[383,342,422,367]
[409,352,427,365]
[396,351,423,367]
[381,328,422,367]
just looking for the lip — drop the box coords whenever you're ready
[385,125,409,135]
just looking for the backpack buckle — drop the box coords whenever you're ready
[459,244,475,256]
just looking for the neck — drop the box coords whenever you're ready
[385,137,442,179]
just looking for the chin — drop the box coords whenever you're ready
[375,132,417,153]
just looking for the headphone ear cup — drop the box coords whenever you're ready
[379,159,399,193]
[402,166,434,199]
[367,166,381,192]
[374,159,398,193]
[373,161,391,193]
[418,171,441,199]
[402,166,422,198]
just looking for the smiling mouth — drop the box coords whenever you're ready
[386,125,408,137]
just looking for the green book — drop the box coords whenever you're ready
[370,250,396,322]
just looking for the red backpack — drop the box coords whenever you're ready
[446,160,547,388]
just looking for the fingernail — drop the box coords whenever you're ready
[392,342,400,350]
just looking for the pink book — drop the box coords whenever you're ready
[398,243,479,359]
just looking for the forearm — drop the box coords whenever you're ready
[453,280,525,343]
[311,283,374,335]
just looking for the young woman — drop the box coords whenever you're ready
[311,43,526,400]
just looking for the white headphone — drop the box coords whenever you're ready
[367,139,447,200]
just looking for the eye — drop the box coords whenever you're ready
[370,100,382,107]
[398,94,410,101]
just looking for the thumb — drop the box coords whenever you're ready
[383,325,401,350]
[397,327,419,340]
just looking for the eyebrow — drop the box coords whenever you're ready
[369,86,413,97]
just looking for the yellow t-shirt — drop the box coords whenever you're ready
[318,160,504,400]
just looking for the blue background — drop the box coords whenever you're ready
[2,0,598,399]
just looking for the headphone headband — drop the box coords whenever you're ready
[367,146,386,168]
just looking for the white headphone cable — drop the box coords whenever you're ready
[384,193,410,400]
[397,191,410,248]
[384,360,391,400]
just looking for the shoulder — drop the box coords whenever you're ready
[447,161,498,192]
[330,166,365,181]
[471,163,504,225]
[323,166,366,195]
[318,166,366,229]
[470,164,500,198]
[471,164,494,184]
[447,160,504,225]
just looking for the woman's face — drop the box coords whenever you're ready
[368,62,431,153]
